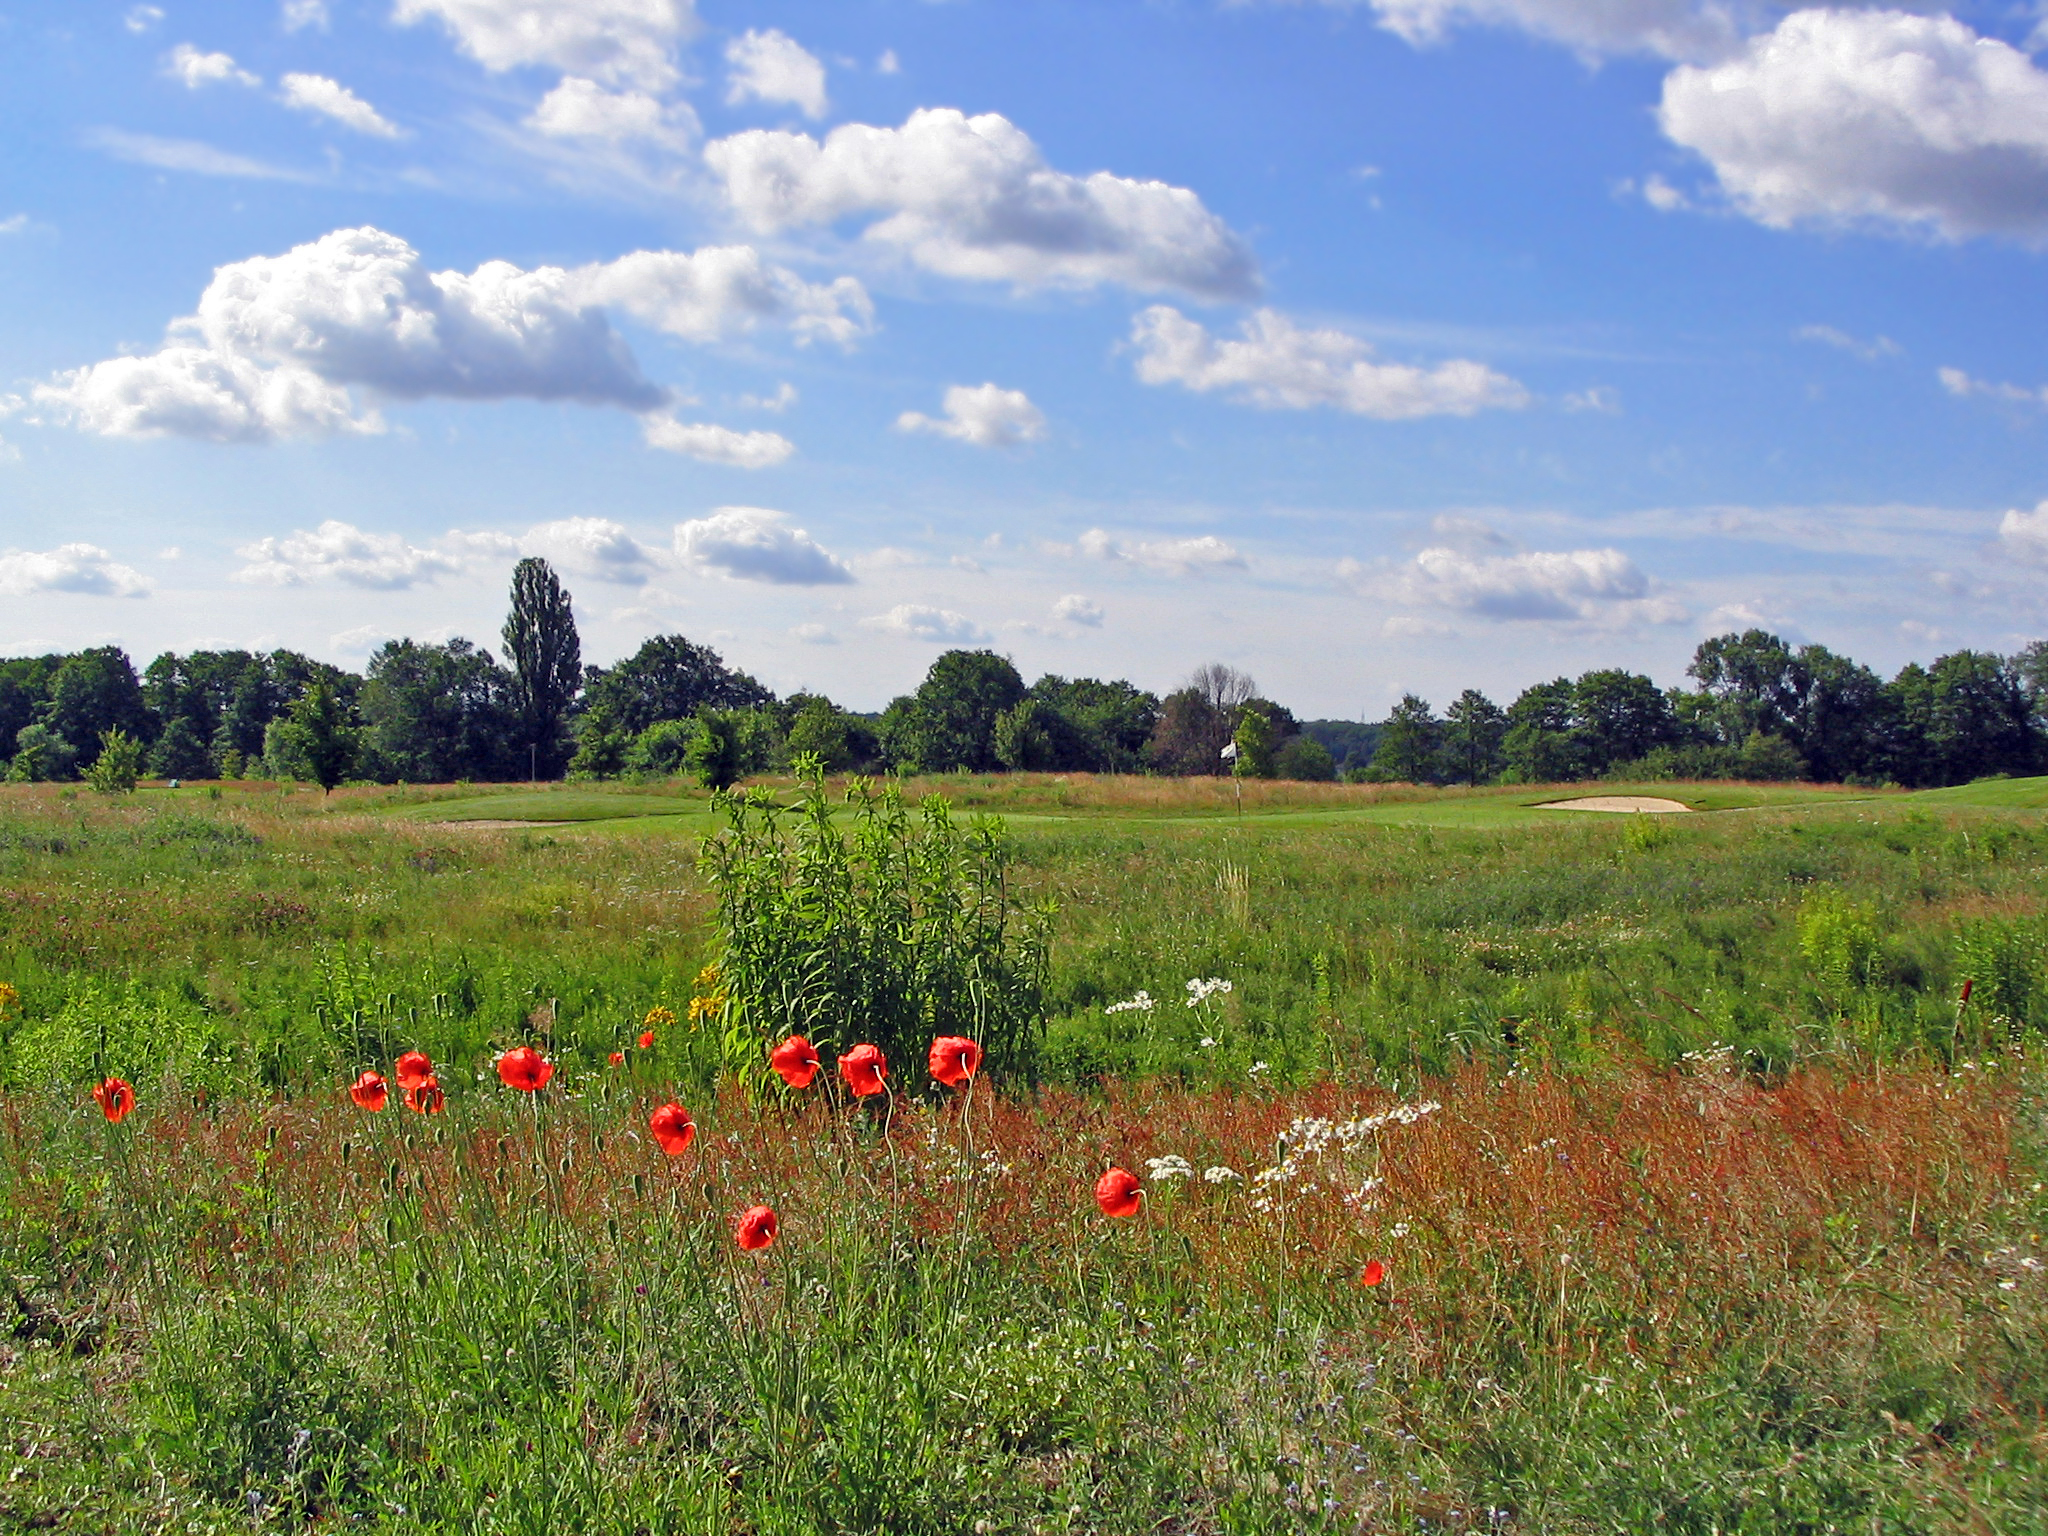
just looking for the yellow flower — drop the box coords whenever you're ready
[643,1004,678,1031]
[688,992,727,1023]
[692,963,722,994]
[0,982,17,1019]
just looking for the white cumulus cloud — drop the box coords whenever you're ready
[705,107,1258,299]
[231,520,485,589]
[520,516,662,584]
[1351,526,1681,624]
[1660,9,2048,242]
[860,604,987,642]
[1998,502,2048,564]
[393,0,697,89]
[896,382,1046,448]
[640,415,796,467]
[0,544,153,598]
[1075,528,1246,575]
[674,506,853,584]
[33,227,858,445]
[1130,306,1528,419]
[164,44,261,89]
[279,74,403,137]
[527,77,697,147]
[725,29,828,120]
[1052,593,1104,627]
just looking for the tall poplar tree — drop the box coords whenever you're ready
[502,559,582,779]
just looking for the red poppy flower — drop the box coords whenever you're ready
[769,1035,821,1088]
[638,1030,655,1050]
[649,1102,696,1156]
[393,1051,433,1090]
[1094,1167,1142,1218]
[839,1042,887,1097]
[1360,1259,1386,1288]
[734,1204,778,1251]
[496,1046,554,1092]
[927,1035,983,1087]
[607,1050,625,1067]
[349,1070,388,1112]
[405,1076,445,1114]
[92,1077,135,1125]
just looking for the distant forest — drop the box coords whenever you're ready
[4,558,2044,791]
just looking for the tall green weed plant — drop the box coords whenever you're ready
[700,759,1051,1084]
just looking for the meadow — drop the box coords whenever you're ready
[1,773,2045,1532]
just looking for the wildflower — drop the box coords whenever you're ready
[735,1204,778,1251]
[349,1070,388,1112]
[1094,1167,1143,1218]
[1361,1259,1386,1287]
[770,1035,821,1088]
[1105,990,1155,1014]
[93,1077,136,1124]
[497,1046,554,1092]
[607,1051,625,1067]
[1184,977,1232,1007]
[839,1042,887,1097]
[928,1035,983,1087]
[394,1051,433,1090]
[1203,1165,1241,1184]
[649,1102,696,1156]
[1144,1154,1194,1182]
[644,1004,678,1031]
[1249,1060,1271,1077]
[688,992,724,1022]
[405,1076,445,1114]
[638,1030,656,1050]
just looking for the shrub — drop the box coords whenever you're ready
[700,758,1051,1084]
[86,727,143,793]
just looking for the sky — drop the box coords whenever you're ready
[3,0,2048,716]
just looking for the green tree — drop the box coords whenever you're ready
[7,724,77,782]
[357,639,517,783]
[85,728,142,792]
[501,558,582,779]
[885,650,1026,773]
[1786,644,1888,783]
[1273,733,1336,781]
[1688,630,1800,743]
[784,695,863,772]
[1231,705,1276,779]
[42,646,151,768]
[1572,669,1675,771]
[146,715,214,780]
[290,681,357,794]
[582,634,773,736]
[1370,695,1442,784]
[566,699,634,780]
[1501,679,1582,783]
[993,697,1060,771]
[1440,689,1507,784]
[1147,664,1253,776]
[1925,650,2035,783]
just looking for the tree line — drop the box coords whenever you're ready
[3,561,2043,790]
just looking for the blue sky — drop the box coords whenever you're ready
[4,0,2048,714]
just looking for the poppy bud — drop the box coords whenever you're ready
[91,1077,136,1125]
[1094,1167,1142,1219]
[734,1205,778,1252]
[631,1172,646,1200]
[839,1043,887,1098]
[496,1047,554,1093]
[769,1035,821,1089]
[1360,1260,1386,1288]
[649,1102,696,1157]
[928,1036,983,1088]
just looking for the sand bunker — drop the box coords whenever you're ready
[1536,796,1692,814]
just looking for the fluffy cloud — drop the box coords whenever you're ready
[705,107,1258,299]
[861,604,987,642]
[1998,502,2048,564]
[1938,366,2048,408]
[896,383,1046,448]
[164,44,260,89]
[279,74,403,137]
[1075,528,1246,575]
[674,506,853,584]
[520,516,661,584]
[1130,306,1528,419]
[1660,10,2048,242]
[231,520,482,588]
[282,1,329,32]
[640,415,797,467]
[726,29,828,120]
[575,245,872,346]
[34,228,858,445]
[527,77,696,147]
[393,0,696,90]
[0,544,153,598]
[1352,524,1680,623]
[1052,593,1104,627]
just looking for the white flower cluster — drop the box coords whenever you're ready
[1105,990,1156,1014]
[1144,1154,1194,1181]
[1250,1101,1443,1212]
[1203,1165,1241,1183]
[1184,976,1232,1007]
